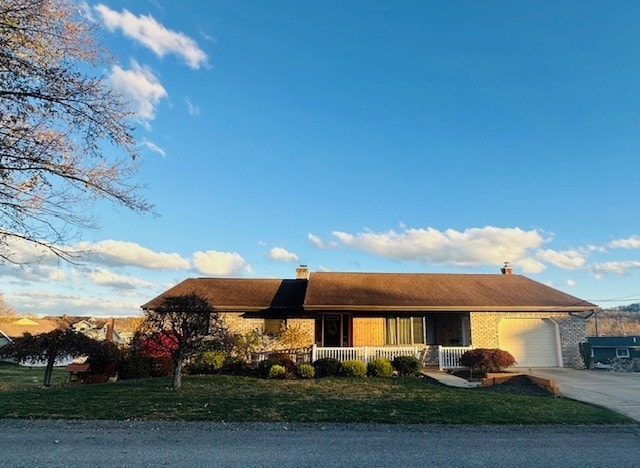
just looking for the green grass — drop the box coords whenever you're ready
[0,364,634,424]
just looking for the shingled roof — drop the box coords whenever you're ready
[141,278,308,312]
[141,272,596,314]
[303,272,597,312]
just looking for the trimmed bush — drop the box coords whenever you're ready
[219,357,251,376]
[367,358,394,377]
[258,358,281,378]
[296,363,315,379]
[341,360,367,377]
[313,358,342,377]
[393,355,420,376]
[186,350,226,375]
[270,353,297,376]
[459,348,516,373]
[268,364,286,379]
[258,356,296,378]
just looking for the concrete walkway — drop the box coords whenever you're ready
[518,368,640,423]
[421,369,480,388]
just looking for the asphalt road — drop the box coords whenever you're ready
[1,420,639,467]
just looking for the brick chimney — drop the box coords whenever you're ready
[296,265,310,280]
[501,262,513,275]
[105,318,115,343]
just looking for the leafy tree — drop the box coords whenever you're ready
[142,293,228,389]
[0,0,150,262]
[0,292,16,320]
[0,328,103,386]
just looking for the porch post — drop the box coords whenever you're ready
[461,314,471,347]
[311,344,317,363]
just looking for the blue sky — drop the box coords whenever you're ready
[3,1,640,316]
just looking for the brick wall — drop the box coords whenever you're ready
[470,311,586,368]
[217,312,263,335]
[216,313,315,346]
[286,318,315,346]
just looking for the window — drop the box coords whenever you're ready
[616,348,630,359]
[385,316,426,345]
[264,318,285,336]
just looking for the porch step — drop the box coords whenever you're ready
[421,370,480,388]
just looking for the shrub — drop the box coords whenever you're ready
[268,364,286,379]
[341,360,367,377]
[459,348,516,373]
[367,358,394,377]
[296,363,315,379]
[258,355,296,378]
[186,350,226,375]
[219,357,251,375]
[258,358,281,378]
[270,353,297,376]
[313,358,342,377]
[393,355,420,376]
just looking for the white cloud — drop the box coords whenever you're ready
[9,289,143,316]
[94,4,208,69]
[266,247,299,263]
[318,226,545,272]
[308,233,325,248]
[86,268,156,290]
[141,138,166,157]
[609,236,640,249]
[73,240,189,270]
[185,97,200,116]
[536,249,586,269]
[0,263,66,283]
[589,261,640,277]
[566,279,576,287]
[192,250,252,276]
[110,61,167,124]
[513,257,546,274]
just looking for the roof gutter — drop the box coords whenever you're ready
[303,305,598,312]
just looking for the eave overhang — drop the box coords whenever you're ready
[302,305,598,313]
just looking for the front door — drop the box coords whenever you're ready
[324,314,342,347]
[318,314,351,347]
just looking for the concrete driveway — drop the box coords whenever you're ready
[520,368,640,423]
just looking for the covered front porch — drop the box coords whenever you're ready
[312,311,473,369]
[310,344,472,370]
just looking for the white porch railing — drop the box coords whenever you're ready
[311,345,419,364]
[438,345,473,370]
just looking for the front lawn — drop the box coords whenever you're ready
[0,365,633,424]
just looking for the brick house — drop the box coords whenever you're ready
[142,265,596,369]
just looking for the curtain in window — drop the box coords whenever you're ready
[385,316,426,345]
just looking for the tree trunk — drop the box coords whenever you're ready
[43,353,56,387]
[173,356,182,390]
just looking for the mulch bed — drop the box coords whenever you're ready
[450,370,554,396]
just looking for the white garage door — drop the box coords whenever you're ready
[498,318,560,367]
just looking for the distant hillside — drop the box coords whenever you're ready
[586,309,640,336]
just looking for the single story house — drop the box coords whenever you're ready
[142,265,597,369]
[587,336,640,363]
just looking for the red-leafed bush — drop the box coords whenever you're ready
[459,348,516,373]
[139,332,178,358]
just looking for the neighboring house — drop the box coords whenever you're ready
[0,317,59,341]
[587,336,640,363]
[0,329,12,347]
[142,265,596,369]
[47,316,123,344]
